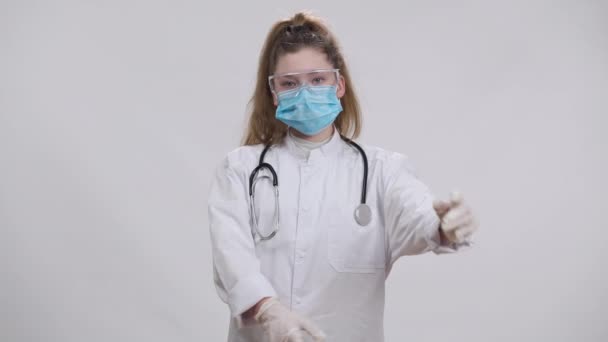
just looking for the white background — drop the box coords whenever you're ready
[1,1,607,341]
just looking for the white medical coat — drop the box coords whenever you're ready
[208,129,464,341]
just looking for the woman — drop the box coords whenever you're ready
[208,12,479,342]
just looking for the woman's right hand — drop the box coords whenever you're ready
[252,297,326,342]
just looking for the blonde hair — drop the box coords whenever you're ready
[242,12,362,146]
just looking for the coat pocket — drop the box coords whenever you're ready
[327,219,386,273]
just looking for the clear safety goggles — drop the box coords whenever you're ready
[268,68,340,95]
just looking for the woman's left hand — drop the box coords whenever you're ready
[433,191,479,244]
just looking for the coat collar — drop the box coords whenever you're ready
[284,125,344,162]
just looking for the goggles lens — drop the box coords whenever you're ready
[269,69,339,94]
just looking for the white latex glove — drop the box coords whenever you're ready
[254,297,326,342]
[433,191,479,244]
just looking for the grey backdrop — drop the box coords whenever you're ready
[1,1,607,341]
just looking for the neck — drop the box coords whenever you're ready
[290,125,335,142]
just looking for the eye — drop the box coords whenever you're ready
[312,77,325,85]
[279,80,297,89]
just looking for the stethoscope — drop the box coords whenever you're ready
[248,135,371,241]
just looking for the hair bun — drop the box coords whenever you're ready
[286,24,311,34]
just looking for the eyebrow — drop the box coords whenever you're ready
[272,68,337,77]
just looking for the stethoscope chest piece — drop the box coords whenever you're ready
[354,203,372,226]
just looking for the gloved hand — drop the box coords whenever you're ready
[433,191,479,244]
[253,297,326,342]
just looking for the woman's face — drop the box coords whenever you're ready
[271,47,346,106]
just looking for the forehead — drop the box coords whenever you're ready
[274,47,332,75]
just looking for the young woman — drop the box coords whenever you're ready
[208,12,479,342]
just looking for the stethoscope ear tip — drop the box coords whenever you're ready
[354,203,372,226]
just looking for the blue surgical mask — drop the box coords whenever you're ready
[275,85,343,136]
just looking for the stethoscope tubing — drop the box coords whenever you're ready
[248,135,369,240]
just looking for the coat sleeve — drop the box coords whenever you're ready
[382,153,470,266]
[208,156,277,322]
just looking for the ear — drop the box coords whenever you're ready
[272,92,278,107]
[336,74,346,98]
